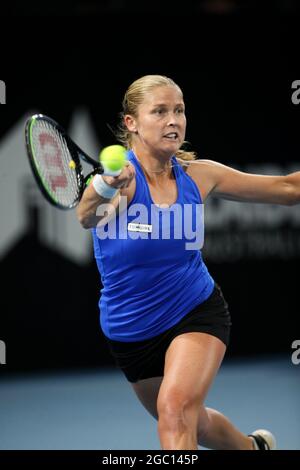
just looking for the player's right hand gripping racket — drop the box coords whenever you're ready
[25,114,108,210]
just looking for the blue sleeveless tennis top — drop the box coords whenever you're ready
[91,150,214,342]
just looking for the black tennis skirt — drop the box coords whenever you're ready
[106,283,232,383]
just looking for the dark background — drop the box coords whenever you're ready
[0,1,299,373]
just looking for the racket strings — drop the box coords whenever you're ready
[30,120,80,206]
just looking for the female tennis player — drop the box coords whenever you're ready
[75,75,298,450]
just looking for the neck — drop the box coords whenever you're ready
[132,148,173,177]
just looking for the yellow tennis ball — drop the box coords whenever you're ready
[69,160,76,169]
[99,145,127,176]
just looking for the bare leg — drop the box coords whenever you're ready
[131,333,254,450]
[197,406,253,450]
[156,332,228,449]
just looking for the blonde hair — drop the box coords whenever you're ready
[117,75,196,161]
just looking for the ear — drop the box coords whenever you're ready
[124,114,137,133]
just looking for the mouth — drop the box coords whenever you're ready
[163,132,179,140]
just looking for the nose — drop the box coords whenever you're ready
[166,112,178,127]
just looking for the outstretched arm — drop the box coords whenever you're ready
[186,159,300,205]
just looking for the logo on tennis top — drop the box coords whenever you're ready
[0,80,6,104]
[291,80,300,105]
[0,340,6,365]
[128,223,152,233]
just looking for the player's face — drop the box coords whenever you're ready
[129,85,186,156]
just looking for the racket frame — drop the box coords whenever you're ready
[25,114,103,210]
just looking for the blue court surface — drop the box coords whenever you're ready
[0,355,299,450]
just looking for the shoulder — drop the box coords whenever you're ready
[176,158,225,201]
[176,157,223,173]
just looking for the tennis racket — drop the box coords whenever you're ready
[25,113,113,210]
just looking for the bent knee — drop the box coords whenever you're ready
[157,388,201,421]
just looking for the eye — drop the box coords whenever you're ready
[153,107,166,115]
[175,107,185,114]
